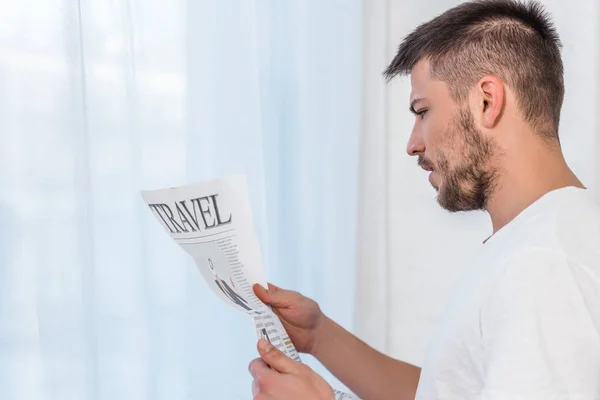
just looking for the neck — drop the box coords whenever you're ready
[485,139,585,234]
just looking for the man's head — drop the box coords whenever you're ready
[384,0,564,212]
[208,258,217,277]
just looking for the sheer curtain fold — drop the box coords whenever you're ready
[354,0,391,354]
[0,0,362,399]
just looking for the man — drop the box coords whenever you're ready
[248,0,600,399]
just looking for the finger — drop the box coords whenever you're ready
[248,358,274,379]
[257,339,299,374]
[253,283,295,308]
[252,393,273,400]
[252,378,260,397]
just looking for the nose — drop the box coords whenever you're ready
[406,129,425,156]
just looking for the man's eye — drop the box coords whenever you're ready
[416,109,428,119]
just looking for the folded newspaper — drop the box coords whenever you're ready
[141,174,359,400]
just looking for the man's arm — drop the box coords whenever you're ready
[252,283,421,400]
[313,316,421,400]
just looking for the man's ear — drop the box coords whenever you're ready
[478,76,504,129]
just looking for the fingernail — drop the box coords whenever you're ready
[258,339,272,353]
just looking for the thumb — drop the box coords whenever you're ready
[253,283,271,303]
[253,283,293,308]
[257,339,298,374]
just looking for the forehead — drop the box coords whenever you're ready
[409,59,450,103]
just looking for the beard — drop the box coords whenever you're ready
[420,108,499,212]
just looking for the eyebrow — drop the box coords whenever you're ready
[409,97,427,114]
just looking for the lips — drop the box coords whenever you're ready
[420,163,434,172]
[417,155,434,172]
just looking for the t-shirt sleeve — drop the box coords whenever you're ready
[481,248,600,399]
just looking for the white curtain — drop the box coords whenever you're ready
[357,0,600,367]
[0,0,362,399]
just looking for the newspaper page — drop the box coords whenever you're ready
[141,174,359,400]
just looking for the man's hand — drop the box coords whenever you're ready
[248,339,335,400]
[253,283,326,354]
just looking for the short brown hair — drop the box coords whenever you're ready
[384,0,564,140]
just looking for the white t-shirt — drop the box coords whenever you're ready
[415,186,600,399]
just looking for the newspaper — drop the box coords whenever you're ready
[141,174,359,400]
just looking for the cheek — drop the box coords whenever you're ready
[432,120,464,162]
[425,116,447,144]
[420,119,444,160]
[422,114,451,151]
[435,151,452,174]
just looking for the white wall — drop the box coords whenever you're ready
[356,0,600,367]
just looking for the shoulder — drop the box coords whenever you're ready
[553,190,600,269]
[479,248,600,395]
[481,246,600,343]
[502,188,600,275]
[483,248,573,313]
[483,247,596,313]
